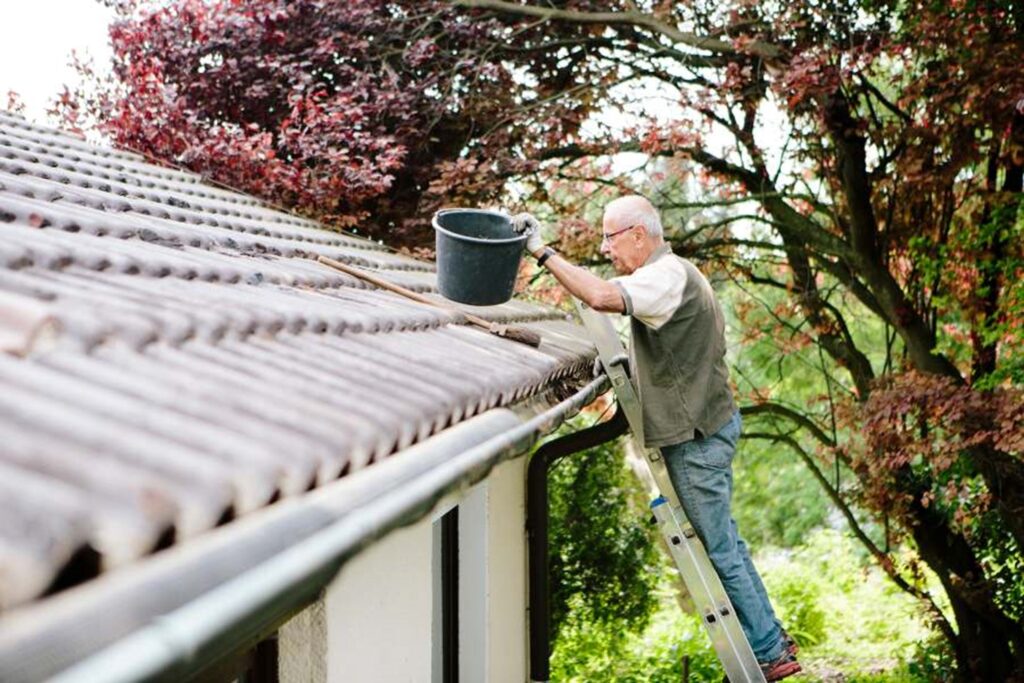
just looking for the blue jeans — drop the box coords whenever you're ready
[660,411,784,662]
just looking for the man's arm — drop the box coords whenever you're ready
[511,212,624,313]
[534,249,625,314]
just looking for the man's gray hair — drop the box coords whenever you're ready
[606,195,664,238]
[634,206,663,238]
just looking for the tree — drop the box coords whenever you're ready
[71,0,1024,677]
[58,0,593,244]
[451,1,1024,678]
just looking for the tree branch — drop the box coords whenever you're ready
[740,402,835,448]
[821,92,962,380]
[452,0,782,59]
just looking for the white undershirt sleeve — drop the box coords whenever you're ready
[610,256,687,330]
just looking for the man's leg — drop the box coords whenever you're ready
[734,522,783,633]
[660,411,784,663]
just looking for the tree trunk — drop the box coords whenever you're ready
[909,500,1024,680]
[940,582,1020,682]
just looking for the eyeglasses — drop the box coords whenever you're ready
[601,224,639,244]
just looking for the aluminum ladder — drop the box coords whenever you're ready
[577,303,766,683]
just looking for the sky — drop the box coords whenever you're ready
[0,1,115,123]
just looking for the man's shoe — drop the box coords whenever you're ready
[781,629,799,656]
[760,652,802,681]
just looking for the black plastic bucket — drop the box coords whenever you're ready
[433,208,527,305]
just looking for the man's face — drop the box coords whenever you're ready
[599,214,646,274]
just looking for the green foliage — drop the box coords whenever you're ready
[762,530,938,680]
[769,572,829,648]
[551,578,720,683]
[548,436,661,639]
[905,634,958,682]
[907,195,1024,386]
[553,528,941,682]
[974,517,1024,621]
[731,435,831,548]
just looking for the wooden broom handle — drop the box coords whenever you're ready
[317,256,491,327]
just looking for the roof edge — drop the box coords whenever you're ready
[0,376,608,683]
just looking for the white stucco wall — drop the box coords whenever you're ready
[327,521,434,682]
[452,456,529,682]
[278,599,328,683]
[460,484,489,681]
[278,455,529,683]
[478,457,529,683]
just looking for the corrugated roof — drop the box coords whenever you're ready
[0,111,595,613]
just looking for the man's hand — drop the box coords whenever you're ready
[511,212,545,255]
[593,353,630,378]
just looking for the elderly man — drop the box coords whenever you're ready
[513,196,801,682]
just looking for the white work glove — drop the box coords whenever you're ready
[510,212,545,255]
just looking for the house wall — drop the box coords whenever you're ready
[472,456,528,683]
[278,599,328,683]
[277,456,529,683]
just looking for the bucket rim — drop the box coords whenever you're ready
[432,208,527,246]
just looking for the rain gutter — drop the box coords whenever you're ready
[0,375,607,683]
